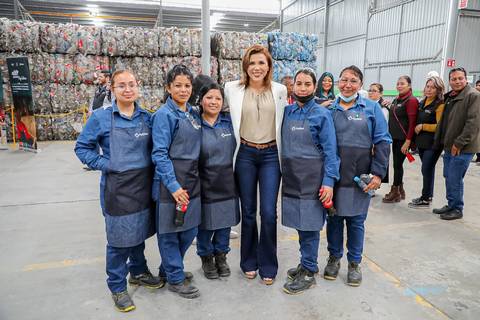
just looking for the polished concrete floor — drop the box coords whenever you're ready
[0,142,479,320]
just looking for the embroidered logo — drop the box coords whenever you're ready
[347,114,363,121]
[291,126,305,131]
[221,133,232,138]
[135,132,149,138]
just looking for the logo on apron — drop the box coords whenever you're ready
[134,132,149,138]
[221,133,232,138]
[291,126,305,131]
[347,114,363,121]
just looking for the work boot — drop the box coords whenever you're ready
[382,186,401,203]
[382,185,395,199]
[432,205,451,214]
[215,252,231,277]
[323,255,341,280]
[399,183,406,200]
[128,270,165,289]
[112,291,135,312]
[283,266,316,295]
[408,197,432,209]
[159,271,193,283]
[440,209,463,221]
[201,255,219,279]
[287,264,302,280]
[168,281,200,299]
[347,262,362,287]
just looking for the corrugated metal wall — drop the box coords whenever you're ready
[454,13,480,82]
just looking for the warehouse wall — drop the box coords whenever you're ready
[454,9,480,83]
[281,0,460,92]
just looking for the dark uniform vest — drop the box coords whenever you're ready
[415,99,441,149]
[389,95,411,140]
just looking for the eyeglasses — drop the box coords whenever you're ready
[339,78,360,85]
[368,89,380,93]
[113,83,138,91]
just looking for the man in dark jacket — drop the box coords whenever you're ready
[90,70,111,112]
[433,67,480,220]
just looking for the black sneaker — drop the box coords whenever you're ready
[324,255,340,280]
[201,255,219,279]
[215,252,231,277]
[283,266,316,295]
[433,205,451,214]
[168,281,200,299]
[128,270,165,289]
[408,197,431,209]
[347,262,362,287]
[112,291,135,312]
[440,209,463,220]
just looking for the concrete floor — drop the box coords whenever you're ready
[0,142,479,320]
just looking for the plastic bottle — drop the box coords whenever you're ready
[353,176,375,197]
[174,203,188,227]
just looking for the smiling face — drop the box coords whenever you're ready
[322,76,333,92]
[368,84,382,101]
[201,89,223,118]
[111,72,138,105]
[167,75,192,106]
[338,70,362,98]
[294,72,316,98]
[423,80,437,99]
[247,53,270,84]
[396,77,411,96]
[449,71,468,92]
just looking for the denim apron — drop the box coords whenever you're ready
[156,110,202,234]
[199,115,240,230]
[281,107,326,231]
[332,106,372,216]
[104,110,155,248]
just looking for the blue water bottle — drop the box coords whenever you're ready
[353,176,375,196]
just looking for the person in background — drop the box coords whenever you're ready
[188,74,215,106]
[325,65,391,287]
[75,70,161,312]
[408,76,445,209]
[90,70,112,114]
[224,45,287,285]
[196,82,240,280]
[433,67,480,220]
[152,65,202,299]
[281,76,294,105]
[368,83,390,187]
[281,68,339,295]
[382,75,418,203]
[474,80,480,164]
[315,72,336,107]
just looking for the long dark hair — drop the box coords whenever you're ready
[189,75,215,105]
[198,82,225,114]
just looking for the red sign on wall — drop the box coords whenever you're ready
[447,59,456,67]
[459,0,468,9]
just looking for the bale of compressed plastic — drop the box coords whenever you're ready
[56,23,78,55]
[212,32,268,59]
[272,60,317,82]
[51,112,84,140]
[47,54,75,84]
[158,27,180,56]
[35,116,53,141]
[268,32,318,62]
[39,23,57,53]
[32,84,52,114]
[137,28,159,57]
[149,57,165,86]
[218,59,242,84]
[74,84,96,109]
[138,85,164,112]
[101,26,124,56]
[73,54,110,84]
[76,25,102,55]
[7,20,40,53]
[0,18,8,51]
[162,56,218,82]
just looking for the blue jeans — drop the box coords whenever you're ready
[443,152,473,211]
[235,144,281,279]
[326,214,367,264]
[196,227,231,256]
[298,230,320,273]
[157,227,198,284]
[106,242,148,293]
[418,148,443,199]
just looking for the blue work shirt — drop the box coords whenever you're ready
[284,98,340,187]
[329,95,392,177]
[201,111,233,130]
[74,101,152,206]
[151,97,201,194]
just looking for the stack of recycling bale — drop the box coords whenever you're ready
[212,32,269,84]
[268,32,318,82]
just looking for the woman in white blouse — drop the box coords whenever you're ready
[224,45,287,285]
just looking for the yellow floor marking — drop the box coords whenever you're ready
[23,257,104,272]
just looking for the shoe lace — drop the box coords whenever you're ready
[327,256,337,264]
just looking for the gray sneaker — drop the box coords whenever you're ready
[347,262,362,287]
[324,255,340,280]
[283,267,316,295]
[112,291,135,312]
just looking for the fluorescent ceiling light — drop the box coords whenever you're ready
[86,4,98,8]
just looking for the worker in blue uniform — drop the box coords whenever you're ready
[195,82,240,279]
[151,65,202,299]
[75,70,161,312]
[281,68,340,294]
[324,65,391,287]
